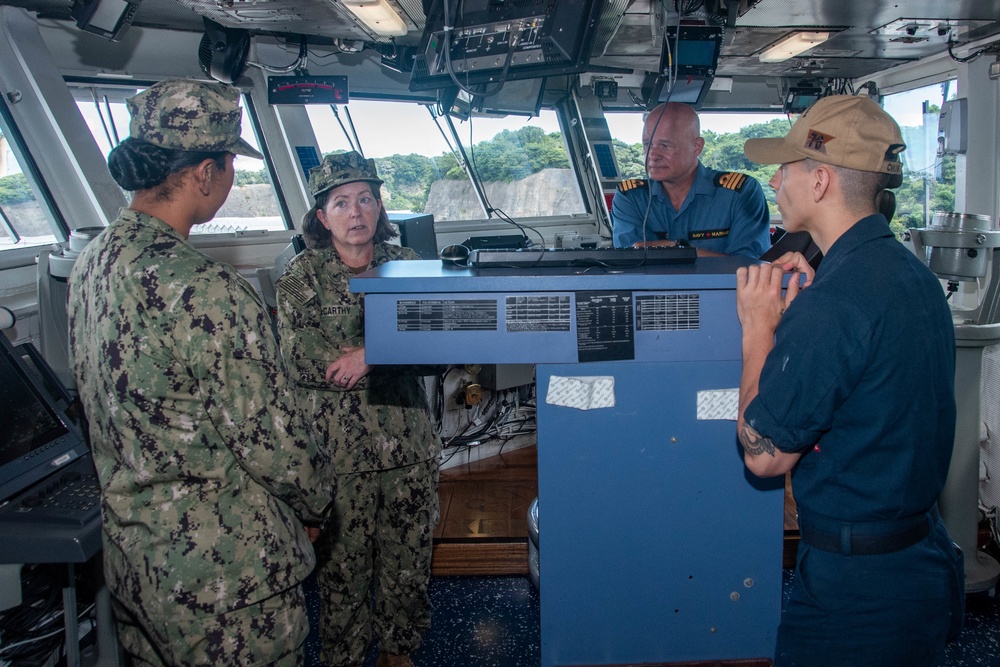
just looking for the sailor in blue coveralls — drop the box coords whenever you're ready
[735,95,964,666]
[611,101,771,257]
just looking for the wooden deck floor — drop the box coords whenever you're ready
[432,444,799,576]
[433,445,538,576]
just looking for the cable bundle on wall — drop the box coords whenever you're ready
[433,366,537,463]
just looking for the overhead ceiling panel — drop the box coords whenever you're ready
[172,0,419,43]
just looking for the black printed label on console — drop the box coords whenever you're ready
[396,299,498,331]
[575,291,634,363]
[505,295,571,332]
[636,293,701,331]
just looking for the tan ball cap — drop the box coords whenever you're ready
[744,95,905,176]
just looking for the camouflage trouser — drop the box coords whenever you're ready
[113,583,308,667]
[317,458,440,667]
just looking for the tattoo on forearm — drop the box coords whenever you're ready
[739,425,776,457]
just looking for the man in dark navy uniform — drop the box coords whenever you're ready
[611,101,771,257]
[735,95,964,666]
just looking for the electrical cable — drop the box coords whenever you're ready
[456,113,493,218]
[487,206,545,248]
[461,115,542,246]
[306,48,343,61]
[425,3,590,250]
[0,614,92,654]
[248,36,308,73]
[437,381,537,448]
[626,88,647,108]
[438,444,467,466]
[947,37,989,63]
[0,564,97,666]
[632,0,684,267]
[426,106,489,219]
[441,0,511,99]
[444,407,536,447]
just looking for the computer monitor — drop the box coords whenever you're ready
[389,212,439,259]
[643,24,723,110]
[785,92,820,114]
[643,74,714,109]
[439,78,546,120]
[783,83,825,114]
[659,25,723,77]
[71,0,141,41]
[0,335,88,503]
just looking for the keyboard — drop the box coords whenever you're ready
[469,246,697,268]
[0,456,101,526]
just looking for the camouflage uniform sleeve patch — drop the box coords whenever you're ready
[278,273,315,307]
[616,179,648,193]
[714,172,749,192]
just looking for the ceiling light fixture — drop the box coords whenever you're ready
[759,31,832,63]
[342,0,407,37]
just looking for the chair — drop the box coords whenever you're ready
[256,234,305,342]
[761,227,823,270]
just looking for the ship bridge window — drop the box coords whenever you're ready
[0,115,59,253]
[304,99,585,223]
[881,81,958,237]
[71,85,286,235]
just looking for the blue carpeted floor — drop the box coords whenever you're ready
[304,574,540,667]
[304,571,999,666]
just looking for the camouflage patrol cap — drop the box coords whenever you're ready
[126,79,263,160]
[309,151,384,198]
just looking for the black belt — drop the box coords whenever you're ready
[798,507,937,556]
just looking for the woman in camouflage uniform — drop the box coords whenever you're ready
[274,152,441,667]
[69,79,334,667]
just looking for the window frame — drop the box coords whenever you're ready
[0,90,70,258]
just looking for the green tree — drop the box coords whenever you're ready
[375,153,457,212]
[468,126,569,182]
[234,168,269,187]
[433,153,461,179]
[613,138,645,179]
[0,173,33,206]
[701,131,759,174]
[890,151,957,238]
